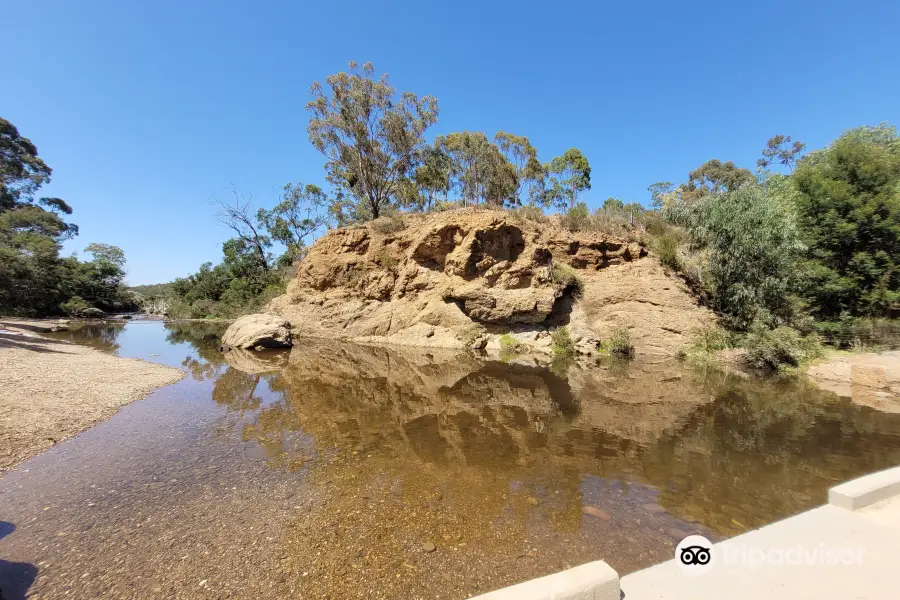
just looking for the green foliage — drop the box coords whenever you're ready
[494,132,542,206]
[561,202,590,232]
[743,325,822,372]
[499,333,525,361]
[597,327,634,358]
[815,316,900,350]
[551,326,576,358]
[60,296,91,316]
[0,117,135,316]
[546,149,591,210]
[257,182,328,264]
[758,135,806,171]
[679,326,736,363]
[435,131,517,207]
[550,262,583,296]
[168,235,289,320]
[792,124,900,318]
[652,233,680,271]
[307,61,439,220]
[678,159,755,203]
[665,180,805,330]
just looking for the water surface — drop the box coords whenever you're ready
[2,321,900,599]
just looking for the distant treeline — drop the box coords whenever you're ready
[1,118,136,316]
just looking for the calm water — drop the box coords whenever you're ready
[2,321,900,599]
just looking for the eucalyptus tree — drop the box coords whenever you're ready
[435,132,517,206]
[548,148,591,210]
[758,135,806,171]
[306,61,439,220]
[258,182,329,265]
[494,132,543,206]
[414,144,451,209]
[679,159,755,202]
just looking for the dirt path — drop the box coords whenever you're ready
[0,323,185,473]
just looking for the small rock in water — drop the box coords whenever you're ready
[641,503,666,513]
[581,505,611,520]
[422,542,437,553]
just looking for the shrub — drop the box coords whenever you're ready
[550,263,583,296]
[743,325,822,371]
[370,215,406,235]
[561,202,591,232]
[375,249,399,270]
[190,299,217,319]
[512,205,549,223]
[653,233,680,271]
[598,326,635,358]
[499,333,526,361]
[60,296,91,316]
[551,326,576,358]
[664,180,806,330]
[680,325,734,363]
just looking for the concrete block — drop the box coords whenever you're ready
[469,561,619,600]
[829,465,900,511]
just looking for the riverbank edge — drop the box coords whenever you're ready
[0,322,186,473]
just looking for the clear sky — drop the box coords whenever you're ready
[3,0,898,284]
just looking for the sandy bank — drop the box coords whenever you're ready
[806,350,900,413]
[0,323,185,473]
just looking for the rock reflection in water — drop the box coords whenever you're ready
[217,340,900,596]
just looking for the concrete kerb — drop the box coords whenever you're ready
[469,561,620,600]
[829,465,900,511]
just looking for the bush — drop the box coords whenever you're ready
[551,326,576,358]
[375,249,399,270]
[190,299,217,319]
[652,233,680,271]
[609,327,635,358]
[743,325,822,371]
[499,333,526,361]
[60,296,91,317]
[550,263,583,296]
[664,180,806,330]
[370,215,406,235]
[512,205,549,223]
[561,202,591,232]
[598,326,635,358]
[679,325,734,362]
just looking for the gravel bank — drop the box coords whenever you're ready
[0,326,185,472]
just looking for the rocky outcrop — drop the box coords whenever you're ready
[266,208,715,355]
[221,314,292,350]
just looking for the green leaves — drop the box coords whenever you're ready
[306,61,439,219]
[793,124,900,317]
[547,148,591,210]
[665,179,806,330]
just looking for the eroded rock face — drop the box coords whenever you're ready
[221,314,292,350]
[266,208,714,355]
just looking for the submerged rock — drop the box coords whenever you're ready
[221,314,292,350]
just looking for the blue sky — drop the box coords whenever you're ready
[2,0,898,284]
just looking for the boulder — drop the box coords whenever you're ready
[221,314,292,350]
[78,307,107,319]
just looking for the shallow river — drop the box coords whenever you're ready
[2,321,900,599]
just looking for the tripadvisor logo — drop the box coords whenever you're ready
[676,535,715,576]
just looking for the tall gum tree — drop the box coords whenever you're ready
[306,62,439,220]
